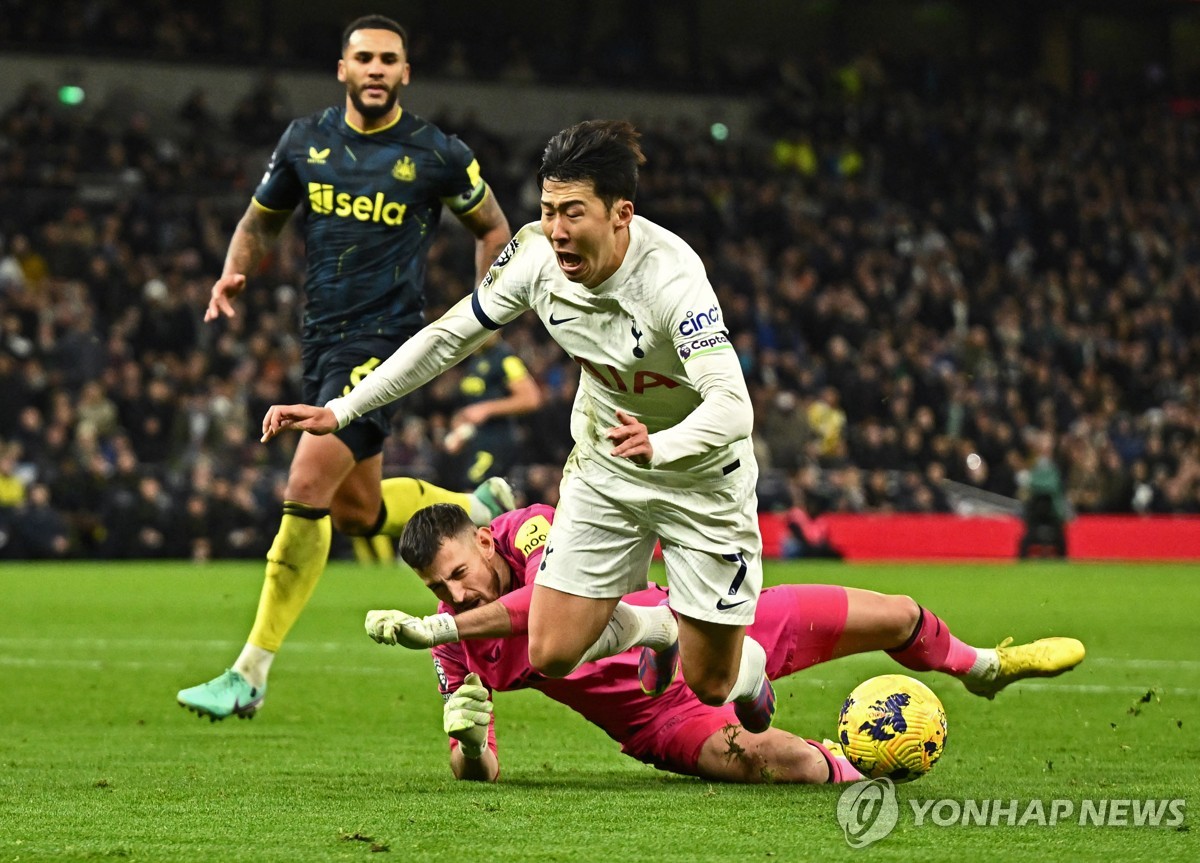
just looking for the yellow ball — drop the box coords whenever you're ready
[837,674,947,783]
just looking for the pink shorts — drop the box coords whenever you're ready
[622,584,849,775]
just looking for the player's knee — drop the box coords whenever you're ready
[890,595,922,645]
[284,474,330,510]
[527,641,579,679]
[684,670,738,706]
[331,510,375,536]
[327,494,381,535]
[693,687,730,707]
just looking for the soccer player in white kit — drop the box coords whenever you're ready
[261,120,776,730]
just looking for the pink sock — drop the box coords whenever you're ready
[888,607,978,676]
[808,739,863,784]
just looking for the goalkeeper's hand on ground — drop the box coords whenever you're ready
[444,672,492,758]
[364,609,459,648]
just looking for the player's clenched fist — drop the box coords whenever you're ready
[444,672,492,757]
[364,609,460,648]
[260,404,338,442]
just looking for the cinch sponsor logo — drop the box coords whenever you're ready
[307,183,408,225]
[678,304,721,337]
[678,332,730,360]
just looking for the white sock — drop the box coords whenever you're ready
[573,603,677,670]
[724,636,767,704]
[233,644,275,690]
[630,604,677,651]
[965,648,999,682]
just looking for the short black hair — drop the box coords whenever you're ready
[341,15,408,54]
[537,119,646,210]
[399,503,476,572]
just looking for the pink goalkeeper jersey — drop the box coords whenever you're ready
[431,504,691,755]
[430,505,845,764]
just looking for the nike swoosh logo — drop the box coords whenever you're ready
[716,598,749,611]
[548,313,578,325]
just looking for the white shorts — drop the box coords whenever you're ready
[535,455,763,626]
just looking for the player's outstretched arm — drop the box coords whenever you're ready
[365,603,513,647]
[260,404,338,442]
[205,203,291,322]
[445,673,499,782]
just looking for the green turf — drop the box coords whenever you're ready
[0,561,1195,862]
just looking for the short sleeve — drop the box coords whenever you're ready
[252,121,303,213]
[501,353,530,383]
[469,224,542,330]
[509,503,555,582]
[438,134,488,215]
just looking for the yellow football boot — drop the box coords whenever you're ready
[964,637,1086,699]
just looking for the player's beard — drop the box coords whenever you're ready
[348,83,398,120]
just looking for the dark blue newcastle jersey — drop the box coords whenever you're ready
[459,340,530,432]
[253,106,487,345]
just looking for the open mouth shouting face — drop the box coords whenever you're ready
[539,178,633,289]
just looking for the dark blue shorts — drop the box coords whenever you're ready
[302,333,412,461]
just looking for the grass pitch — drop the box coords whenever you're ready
[0,560,1195,862]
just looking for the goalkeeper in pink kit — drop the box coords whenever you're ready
[366,503,1086,783]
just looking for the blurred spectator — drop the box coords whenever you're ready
[0,444,26,509]
[76,380,120,439]
[179,88,218,136]
[807,387,847,462]
[757,388,812,472]
[9,482,70,558]
[782,491,844,560]
[229,75,291,147]
[1018,432,1068,558]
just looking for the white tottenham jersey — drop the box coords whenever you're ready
[327,216,754,484]
[472,217,750,481]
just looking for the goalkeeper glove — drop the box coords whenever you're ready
[364,609,459,648]
[444,672,492,759]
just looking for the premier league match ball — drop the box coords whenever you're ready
[837,674,947,783]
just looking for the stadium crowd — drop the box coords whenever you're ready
[1,47,1199,559]
[0,0,828,95]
